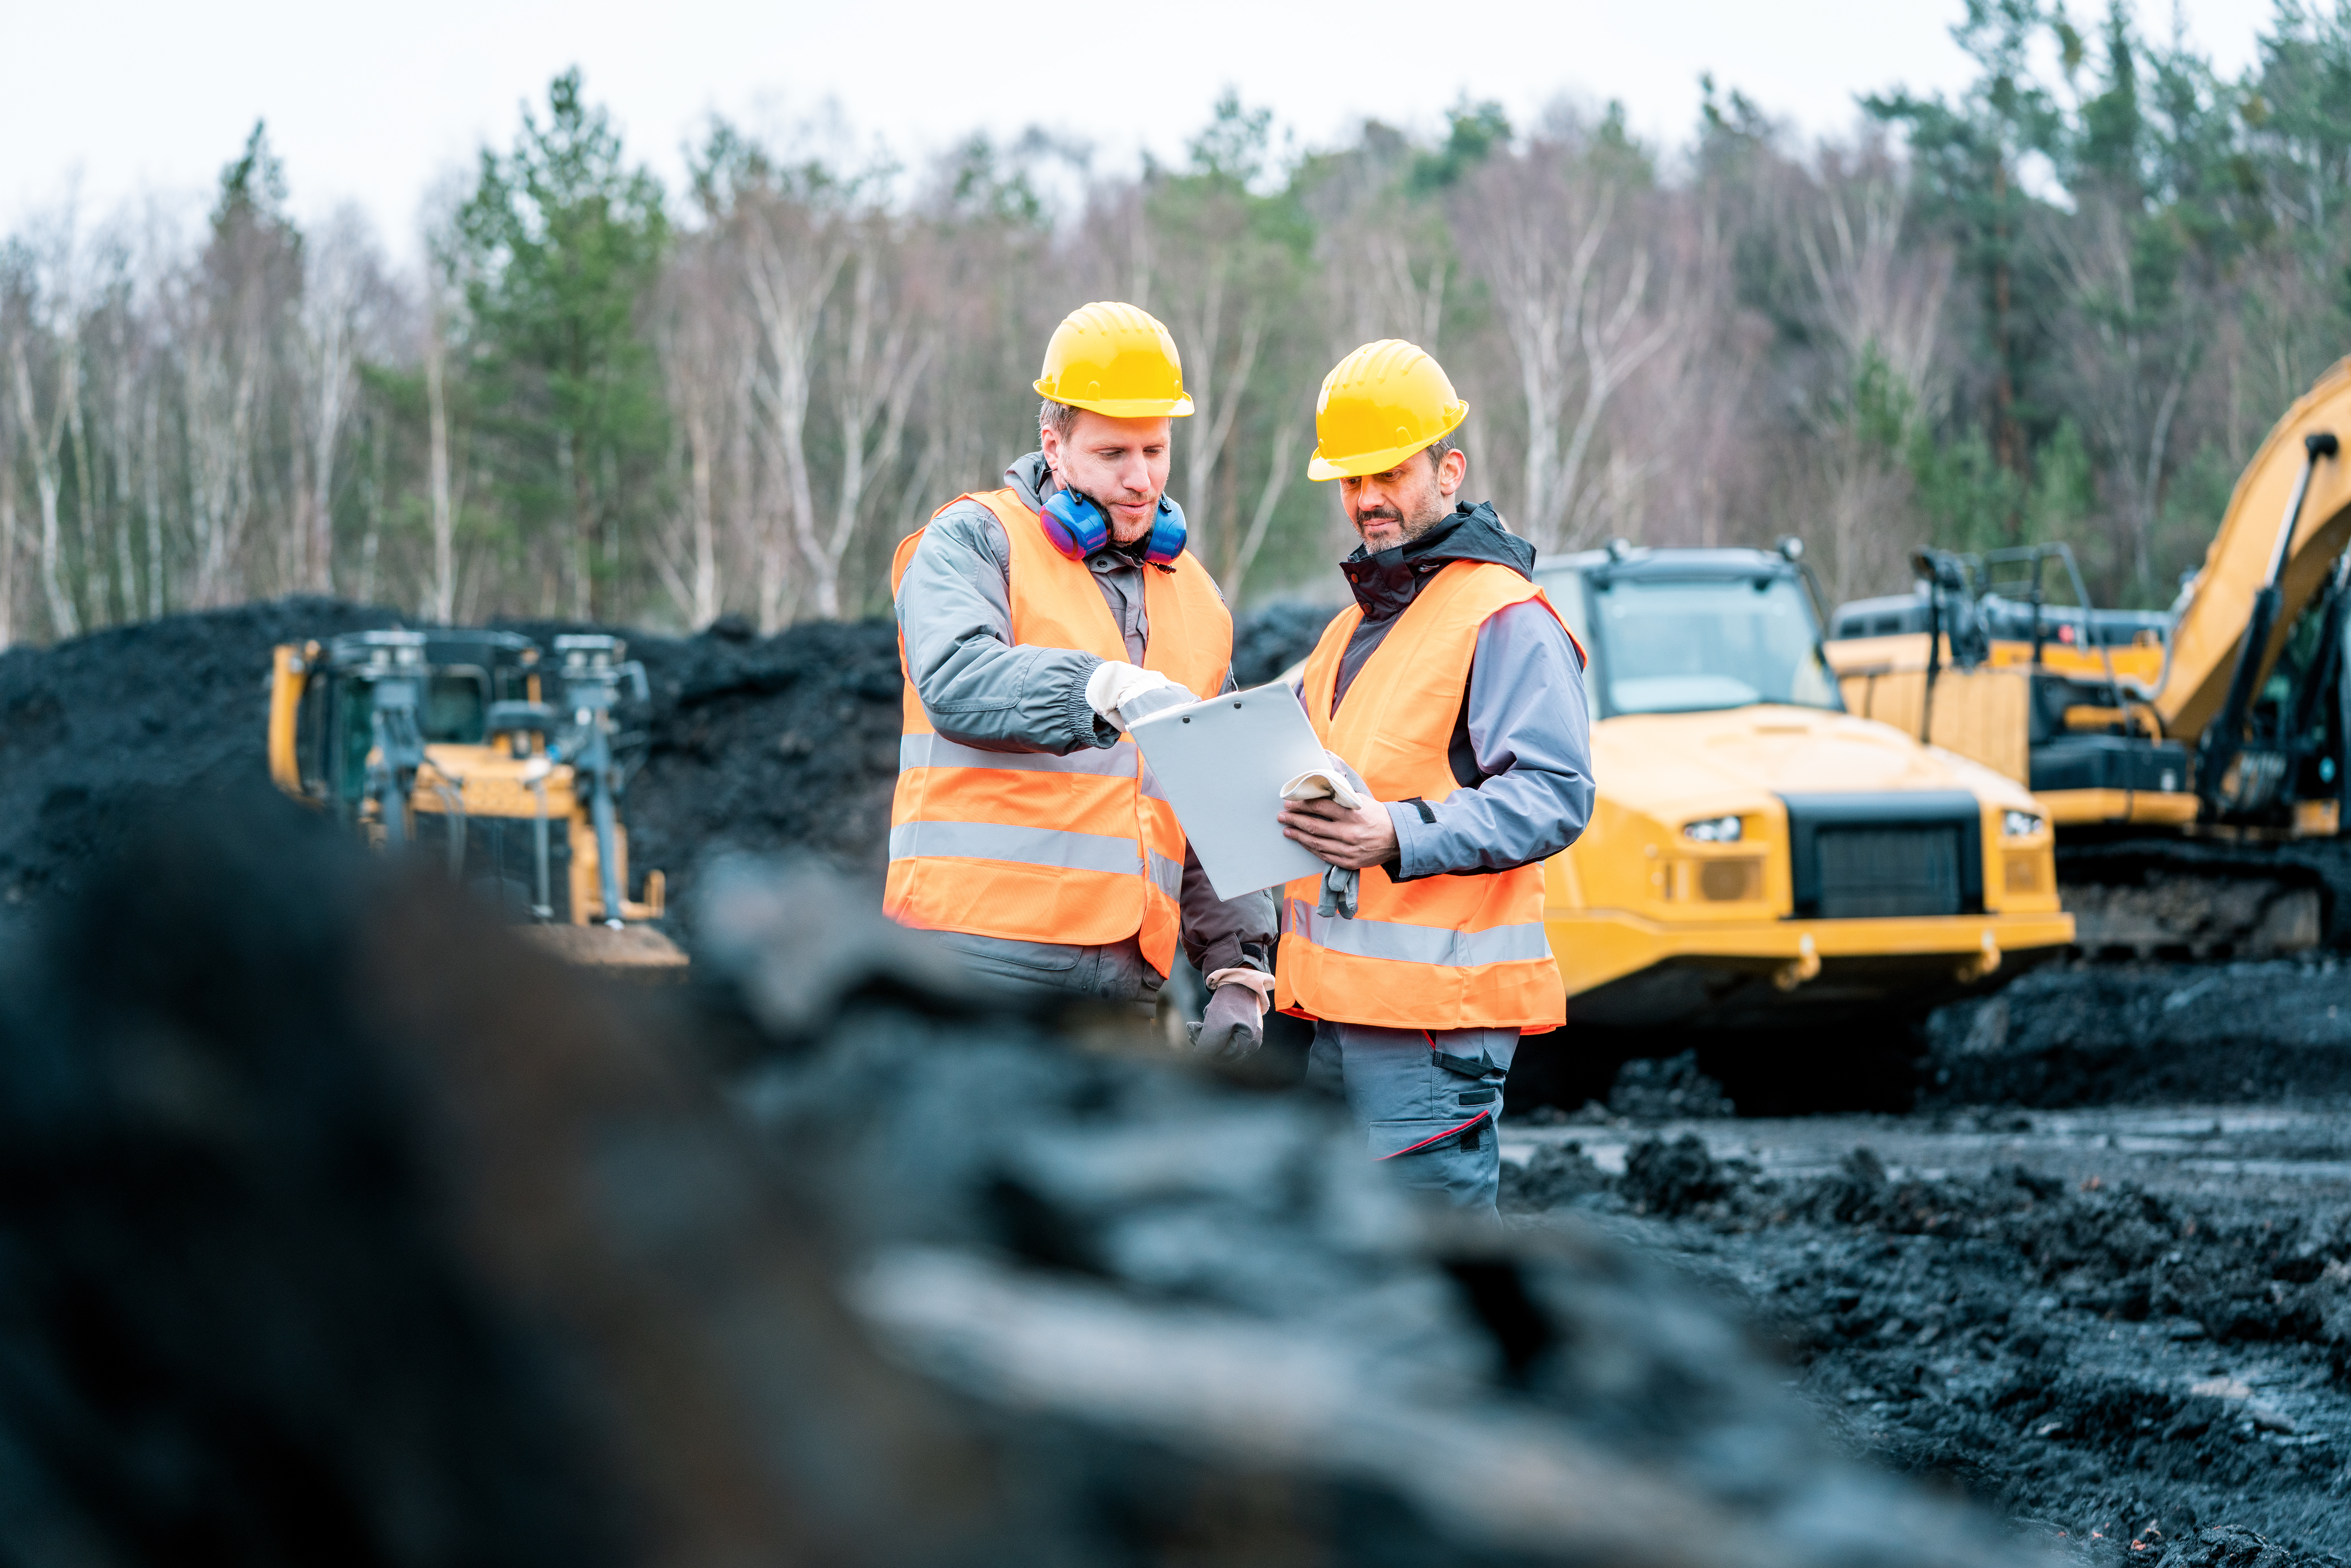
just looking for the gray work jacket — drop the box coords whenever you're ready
[894,453,1278,991]
[1314,503,1595,882]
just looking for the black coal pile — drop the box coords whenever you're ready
[0,599,1341,928]
[1508,1134,2351,1564]
[616,615,906,892]
[1229,599,1336,687]
[0,597,398,907]
[1926,960,2351,1108]
[1610,1050,1738,1121]
[0,794,2037,1567]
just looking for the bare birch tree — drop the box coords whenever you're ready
[735,174,847,629]
[1456,132,1678,550]
[807,220,932,619]
[8,302,81,637]
[292,207,375,593]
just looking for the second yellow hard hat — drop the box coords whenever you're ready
[1034,302,1195,419]
[1308,340,1468,480]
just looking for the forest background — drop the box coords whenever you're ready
[4,0,2350,645]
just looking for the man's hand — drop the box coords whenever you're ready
[1278,795,1399,870]
[1085,661,1187,729]
[1187,981,1265,1059]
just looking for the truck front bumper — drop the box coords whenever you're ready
[1547,909,2075,1028]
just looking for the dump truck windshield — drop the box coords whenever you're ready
[1590,574,1842,717]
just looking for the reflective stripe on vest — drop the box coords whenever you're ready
[900,734,1170,801]
[891,821,1183,900]
[1285,897,1551,967]
[1274,559,1569,1032]
[884,487,1229,973]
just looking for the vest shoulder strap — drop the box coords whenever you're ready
[889,488,1029,596]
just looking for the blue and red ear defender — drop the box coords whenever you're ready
[1040,489,1188,566]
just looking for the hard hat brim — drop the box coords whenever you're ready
[1305,400,1469,481]
[1033,379,1195,419]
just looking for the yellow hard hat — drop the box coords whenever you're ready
[1033,301,1195,418]
[1307,339,1469,480]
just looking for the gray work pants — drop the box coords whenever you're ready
[1308,1021,1518,1211]
[935,930,1164,1012]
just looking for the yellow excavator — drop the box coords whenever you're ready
[267,628,683,976]
[1825,357,2351,956]
[1527,542,2071,1026]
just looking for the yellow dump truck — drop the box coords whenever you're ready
[1534,543,2071,1026]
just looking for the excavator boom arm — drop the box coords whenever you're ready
[2156,357,2351,740]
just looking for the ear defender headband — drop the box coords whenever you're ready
[1040,490,1188,566]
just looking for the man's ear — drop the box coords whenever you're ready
[1039,422,1062,477]
[1436,445,1468,498]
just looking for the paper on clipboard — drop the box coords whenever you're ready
[1128,681,1334,899]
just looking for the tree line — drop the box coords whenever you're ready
[4,0,2350,647]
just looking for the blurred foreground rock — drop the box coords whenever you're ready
[0,796,2041,1566]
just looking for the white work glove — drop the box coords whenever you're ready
[1279,753,1372,810]
[1280,753,1371,918]
[1187,968,1273,1059]
[1085,660,1190,729]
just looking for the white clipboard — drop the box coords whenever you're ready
[1129,681,1334,899]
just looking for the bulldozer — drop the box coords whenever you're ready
[267,628,684,978]
[1825,358,2351,957]
[1529,541,2072,1026]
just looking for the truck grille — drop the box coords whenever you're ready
[1814,825,1964,918]
[1780,791,1984,921]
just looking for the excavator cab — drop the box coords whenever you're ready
[1828,544,2197,828]
[1824,361,2351,959]
[269,630,675,967]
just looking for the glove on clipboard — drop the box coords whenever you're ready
[1279,756,1369,920]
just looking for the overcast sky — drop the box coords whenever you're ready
[3,0,2278,261]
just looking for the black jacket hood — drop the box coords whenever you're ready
[1340,502,1535,619]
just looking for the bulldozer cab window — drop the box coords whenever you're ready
[423,669,492,744]
[1589,575,1844,718]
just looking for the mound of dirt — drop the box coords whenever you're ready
[0,597,400,910]
[1512,1133,2351,1561]
[1610,1050,1738,1121]
[619,616,906,902]
[1228,599,1334,688]
[1925,960,2351,1108]
[0,599,1342,932]
[1502,1140,1610,1210]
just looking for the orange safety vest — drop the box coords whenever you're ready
[885,488,1232,974]
[1275,561,1569,1032]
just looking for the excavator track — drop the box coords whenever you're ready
[2055,832,2351,959]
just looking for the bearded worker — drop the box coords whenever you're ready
[886,302,1277,1051]
[1275,340,1595,1210]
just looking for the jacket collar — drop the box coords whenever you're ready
[1006,450,1054,511]
[1340,502,1536,619]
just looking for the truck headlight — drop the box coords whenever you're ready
[1683,814,1743,844]
[2001,809,2043,840]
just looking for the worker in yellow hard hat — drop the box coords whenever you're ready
[1274,340,1595,1211]
[884,302,1277,1048]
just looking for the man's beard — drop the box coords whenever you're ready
[1354,506,1444,548]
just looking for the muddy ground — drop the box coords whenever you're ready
[1504,1070,2351,1566]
